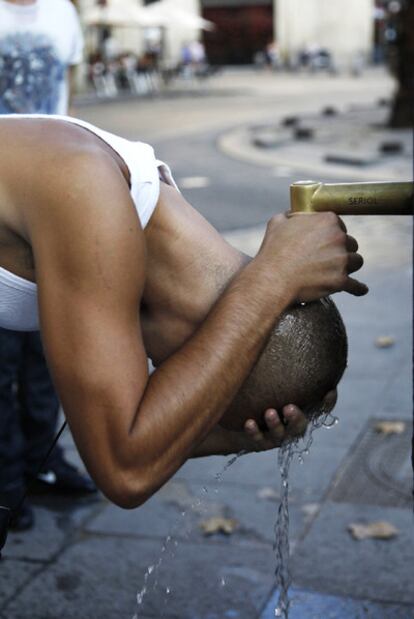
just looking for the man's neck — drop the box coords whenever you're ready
[142,183,249,365]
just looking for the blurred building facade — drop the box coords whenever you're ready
[72,0,378,76]
[275,0,374,70]
[202,0,273,65]
[202,0,375,68]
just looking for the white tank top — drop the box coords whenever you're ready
[0,114,177,332]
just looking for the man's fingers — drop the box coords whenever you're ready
[344,276,369,296]
[346,234,358,252]
[244,419,265,443]
[336,215,347,233]
[347,252,364,274]
[322,389,338,411]
[283,404,308,437]
[245,404,310,448]
[264,409,285,441]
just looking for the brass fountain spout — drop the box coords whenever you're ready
[290,181,413,215]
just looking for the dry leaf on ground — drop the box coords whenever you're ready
[257,487,279,501]
[374,421,405,435]
[375,336,395,348]
[199,516,238,536]
[348,521,399,541]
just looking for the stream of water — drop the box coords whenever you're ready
[273,410,338,618]
[133,412,338,619]
[133,450,247,618]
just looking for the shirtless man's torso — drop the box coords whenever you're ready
[0,116,366,508]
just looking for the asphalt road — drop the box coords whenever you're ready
[75,68,396,232]
[152,128,295,230]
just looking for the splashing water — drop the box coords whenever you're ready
[133,451,246,618]
[273,410,338,618]
[214,451,247,484]
[133,406,338,619]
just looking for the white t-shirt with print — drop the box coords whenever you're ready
[0,0,84,115]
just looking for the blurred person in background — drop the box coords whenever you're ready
[265,40,281,70]
[0,0,96,533]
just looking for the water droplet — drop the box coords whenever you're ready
[282,480,288,488]
[322,415,339,429]
[148,565,154,575]
[137,587,146,605]
[221,577,226,586]
[275,607,282,617]
[166,587,171,594]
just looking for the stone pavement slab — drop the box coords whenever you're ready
[261,587,414,619]
[3,502,99,562]
[380,368,413,415]
[176,442,349,500]
[3,536,277,619]
[328,417,412,509]
[290,502,414,605]
[85,476,319,548]
[0,559,41,610]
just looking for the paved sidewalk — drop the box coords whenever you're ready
[219,101,412,183]
[0,74,412,618]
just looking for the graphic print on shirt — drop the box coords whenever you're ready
[0,32,65,114]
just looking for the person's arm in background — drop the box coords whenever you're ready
[66,0,84,115]
[68,65,79,114]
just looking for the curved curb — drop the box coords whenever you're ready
[218,125,410,182]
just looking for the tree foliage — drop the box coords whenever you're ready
[388,0,414,127]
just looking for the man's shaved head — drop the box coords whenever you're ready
[220,297,347,431]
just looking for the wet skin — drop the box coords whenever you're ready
[0,117,366,508]
[221,297,347,431]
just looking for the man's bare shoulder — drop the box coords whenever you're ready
[0,116,119,191]
[0,120,126,227]
[28,128,145,299]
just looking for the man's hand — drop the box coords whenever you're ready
[256,212,367,303]
[242,405,307,451]
[191,391,337,457]
[243,389,338,451]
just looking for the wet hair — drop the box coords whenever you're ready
[220,297,348,431]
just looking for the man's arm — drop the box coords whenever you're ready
[67,66,77,114]
[66,1,84,115]
[29,152,365,509]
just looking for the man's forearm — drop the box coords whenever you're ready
[191,426,245,458]
[125,257,291,501]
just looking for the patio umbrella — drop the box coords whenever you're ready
[143,0,215,31]
[83,0,160,28]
